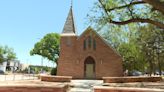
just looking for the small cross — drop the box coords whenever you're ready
[71,0,73,7]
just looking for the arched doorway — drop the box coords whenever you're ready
[84,56,95,79]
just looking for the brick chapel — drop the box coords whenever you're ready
[57,6,123,79]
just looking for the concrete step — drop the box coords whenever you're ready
[68,88,92,92]
[68,80,103,92]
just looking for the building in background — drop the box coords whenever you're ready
[20,64,29,71]
[6,60,21,72]
[0,62,7,73]
[0,60,31,73]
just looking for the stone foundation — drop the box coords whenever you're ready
[41,75,72,82]
[0,80,68,92]
[103,76,162,83]
[0,86,67,92]
[94,86,164,92]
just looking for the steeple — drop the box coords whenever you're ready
[62,3,76,35]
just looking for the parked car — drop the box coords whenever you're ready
[162,71,164,75]
[155,71,160,75]
[30,70,35,74]
[129,70,142,76]
[155,71,164,75]
[0,70,4,74]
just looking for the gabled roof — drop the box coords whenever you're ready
[62,6,76,35]
[78,27,122,58]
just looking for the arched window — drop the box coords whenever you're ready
[83,39,86,50]
[66,37,71,46]
[93,39,96,50]
[83,36,96,50]
[88,36,92,48]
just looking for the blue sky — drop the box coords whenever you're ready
[0,0,96,67]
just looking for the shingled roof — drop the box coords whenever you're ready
[62,6,76,35]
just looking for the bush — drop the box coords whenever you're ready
[51,68,57,75]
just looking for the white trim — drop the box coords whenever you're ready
[61,33,76,36]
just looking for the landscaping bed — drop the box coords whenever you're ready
[97,76,164,92]
[94,86,164,92]
[0,80,68,92]
[103,76,162,83]
[41,75,72,82]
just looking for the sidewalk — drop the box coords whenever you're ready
[0,74,38,81]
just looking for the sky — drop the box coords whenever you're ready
[0,0,96,67]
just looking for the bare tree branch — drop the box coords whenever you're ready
[106,1,146,12]
[98,0,109,15]
[98,0,164,29]
[127,0,135,19]
[142,0,164,15]
[109,18,164,29]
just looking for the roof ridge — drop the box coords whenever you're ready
[77,27,122,57]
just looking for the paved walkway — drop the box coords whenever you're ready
[0,80,67,88]
[0,74,38,81]
[68,80,103,92]
[68,79,164,92]
[0,78,163,92]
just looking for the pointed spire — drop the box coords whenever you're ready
[62,2,76,35]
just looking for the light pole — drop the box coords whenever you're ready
[41,57,43,73]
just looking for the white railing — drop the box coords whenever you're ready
[0,74,38,81]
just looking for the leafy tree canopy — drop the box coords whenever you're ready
[88,0,164,29]
[30,33,60,63]
[88,0,164,74]
[0,45,16,63]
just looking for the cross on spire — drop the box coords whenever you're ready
[62,0,76,34]
[71,0,73,8]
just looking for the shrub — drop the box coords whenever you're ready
[51,68,57,75]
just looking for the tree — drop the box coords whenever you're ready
[0,46,4,63]
[99,23,147,72]
[88,0,164,75]
[30,33,60,63]
[89,0,164,29]
[0,45,16,63]
[137,25,164,75]
[118,42,146,72]
[142,0,164,14]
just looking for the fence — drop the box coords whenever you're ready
[0,73,38,81]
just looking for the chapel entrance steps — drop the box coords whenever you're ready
[68,80,103,92]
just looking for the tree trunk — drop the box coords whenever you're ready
[142,0,164,14]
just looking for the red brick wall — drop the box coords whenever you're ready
[57,36,81,77]
[103,76,162,83]
[41,75,72,82]
[0,86,67,92]
[94,86,164,92]
[57,28,123,79]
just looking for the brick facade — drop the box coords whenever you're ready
[57,7,123,79]
[94,86,164,92]
[0,87,67,92]
[57,27,123,79]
